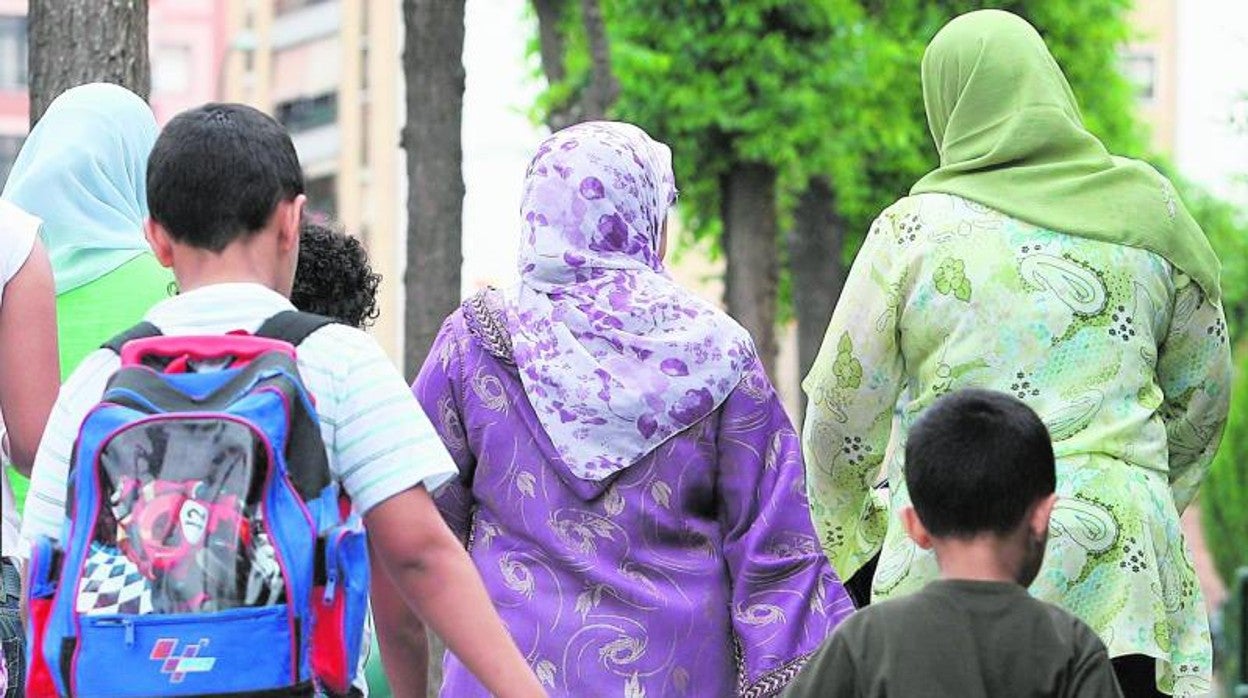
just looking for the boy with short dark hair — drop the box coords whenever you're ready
[784,389,1122,698]
[22,104,544,697]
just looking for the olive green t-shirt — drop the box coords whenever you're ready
[784,579,1122,698]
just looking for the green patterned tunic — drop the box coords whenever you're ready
[802,193,1231,696]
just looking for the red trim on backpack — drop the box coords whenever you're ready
[26,596,56,698]
[310,584,350,697]
[120,335,297,370]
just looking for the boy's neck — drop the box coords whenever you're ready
[931,535,1024,584]
[168,235,289,296]
[175,269,272,294]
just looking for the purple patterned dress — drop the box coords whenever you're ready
[414,122,853,696]
[415,302,852,697]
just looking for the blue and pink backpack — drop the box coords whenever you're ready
[26,312,369,697]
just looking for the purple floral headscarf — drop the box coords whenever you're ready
[509,121,755,481]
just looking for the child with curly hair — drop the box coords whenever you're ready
[291,218,382,329]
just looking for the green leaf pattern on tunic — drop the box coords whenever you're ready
[934,257,972,301]
[833,333,863,389]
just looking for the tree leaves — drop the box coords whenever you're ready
[527,0,1247,348]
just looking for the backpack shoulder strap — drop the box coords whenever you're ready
[101,322,162,355]
[255,310,336,347]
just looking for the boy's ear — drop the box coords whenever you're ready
[277,194,307,253]
[901,506,933,550]
[145,219,175,268]
[1030,493,1058,537]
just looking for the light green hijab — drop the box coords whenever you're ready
[2,83,158,294]
[911,10,1221,302]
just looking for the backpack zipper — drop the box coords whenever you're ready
[93,617,136,647]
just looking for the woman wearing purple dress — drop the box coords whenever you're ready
[411,121,853,697]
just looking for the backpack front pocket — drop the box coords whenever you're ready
[73,604,294,697]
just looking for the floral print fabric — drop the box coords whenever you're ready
[415,311,853,697]
[510,121,754,480]
[803,193,1231,696]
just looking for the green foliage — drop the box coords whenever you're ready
[563,2,869,243]
[1203,346,1248,586]
[830,0,1148,255]
[530,0,1248,335]
[528,0,598,124]
[536,1,1148,251]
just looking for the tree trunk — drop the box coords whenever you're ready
[532,0,568,86]
[532,0,616,130]
[789,177,848,419]
[402,0,465,382]
[721,163,779,375]
[532,0,572,129]
[578,0,618,120]
[27,0,150,126]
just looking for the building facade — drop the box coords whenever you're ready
[1125,0,1179,155]
[0,0,230,181]
[0,0,407,360]
[220,0,406,360]
[0,0,26,184]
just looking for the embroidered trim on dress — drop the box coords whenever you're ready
[734,635,816,698]
[462,287,515,364]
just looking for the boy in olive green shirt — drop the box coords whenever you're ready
[786,390,1122,698]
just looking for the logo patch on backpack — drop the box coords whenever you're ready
[150,638,216,683]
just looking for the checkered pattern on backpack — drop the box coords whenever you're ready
[75,546,152,615]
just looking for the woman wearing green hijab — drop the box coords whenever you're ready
[1,83,174,514]
[802,10,1227,696]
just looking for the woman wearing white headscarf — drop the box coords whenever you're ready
[2,83,174,526]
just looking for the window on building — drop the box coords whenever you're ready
[0,16,28,90]
[276,0,333,15]
[153,45,193,94]
[276,92,338,134]
[1121,50,1157,103]
[305,175,337,218]
[0,136,25,187]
